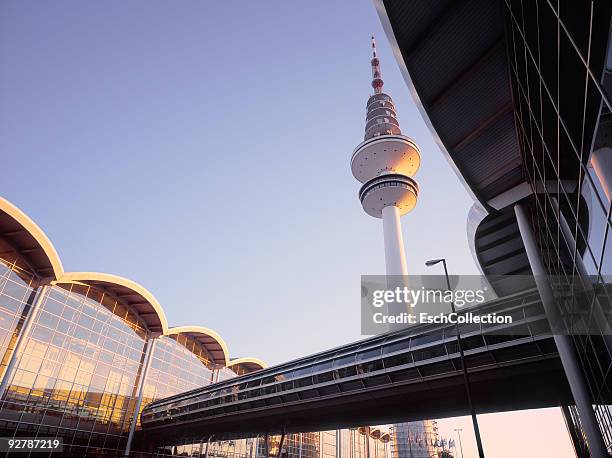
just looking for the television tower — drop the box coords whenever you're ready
[351,36,421,275]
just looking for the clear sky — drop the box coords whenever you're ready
[0,1,574,456]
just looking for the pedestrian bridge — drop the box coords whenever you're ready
[140,289,594,443]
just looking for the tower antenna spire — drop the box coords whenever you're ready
[371,35,384,94]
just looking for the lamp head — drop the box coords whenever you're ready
[425,258,444,267]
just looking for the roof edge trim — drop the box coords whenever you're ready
[165,325,230,366]
[57,271,169,334]
[227,357,268,371]
[0,197,64,280]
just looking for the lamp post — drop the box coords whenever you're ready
[453,429,464,458]
[425,258,485,458]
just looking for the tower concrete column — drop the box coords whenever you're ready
[514,202,608,457]
[124,334,158,457]
[382,206,408,275]
[0,284,49,399]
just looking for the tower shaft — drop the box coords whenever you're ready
[382,206,408,275]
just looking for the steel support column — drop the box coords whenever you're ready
[124,335,158,457]
[514,203,608,457]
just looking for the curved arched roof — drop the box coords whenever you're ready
[58,271,168,334]
[226,357,267,374]
[165,326,229,366]
[0,197,63,280]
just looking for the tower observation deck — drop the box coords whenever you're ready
[351,37,421,275]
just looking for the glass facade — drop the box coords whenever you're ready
[0,259,37,384]
[391,421,439,458]
[0,252,247,456]
[142,334,215,417]
[217,366,241,382]
[504,0,612,455]
[0,276,150,455]
[320,431,337,458]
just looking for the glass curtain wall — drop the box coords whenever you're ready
[391,422,439,458]
[0,281,149,456]
[504,0,612,454]
[140,334,215,427]
[0,258,37,386]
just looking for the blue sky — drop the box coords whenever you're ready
[0,2,575,456]
[0,0,478,363]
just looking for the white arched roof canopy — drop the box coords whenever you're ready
[226,357,267,374]
[58,271,168,334]
[0,197,64,280]
[165,326,230,367]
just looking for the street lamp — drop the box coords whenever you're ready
[453,429,464,458]
[426,258,485,458]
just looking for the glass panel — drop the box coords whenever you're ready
[382,338,410,355]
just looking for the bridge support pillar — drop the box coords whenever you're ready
[515,203,608,458]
